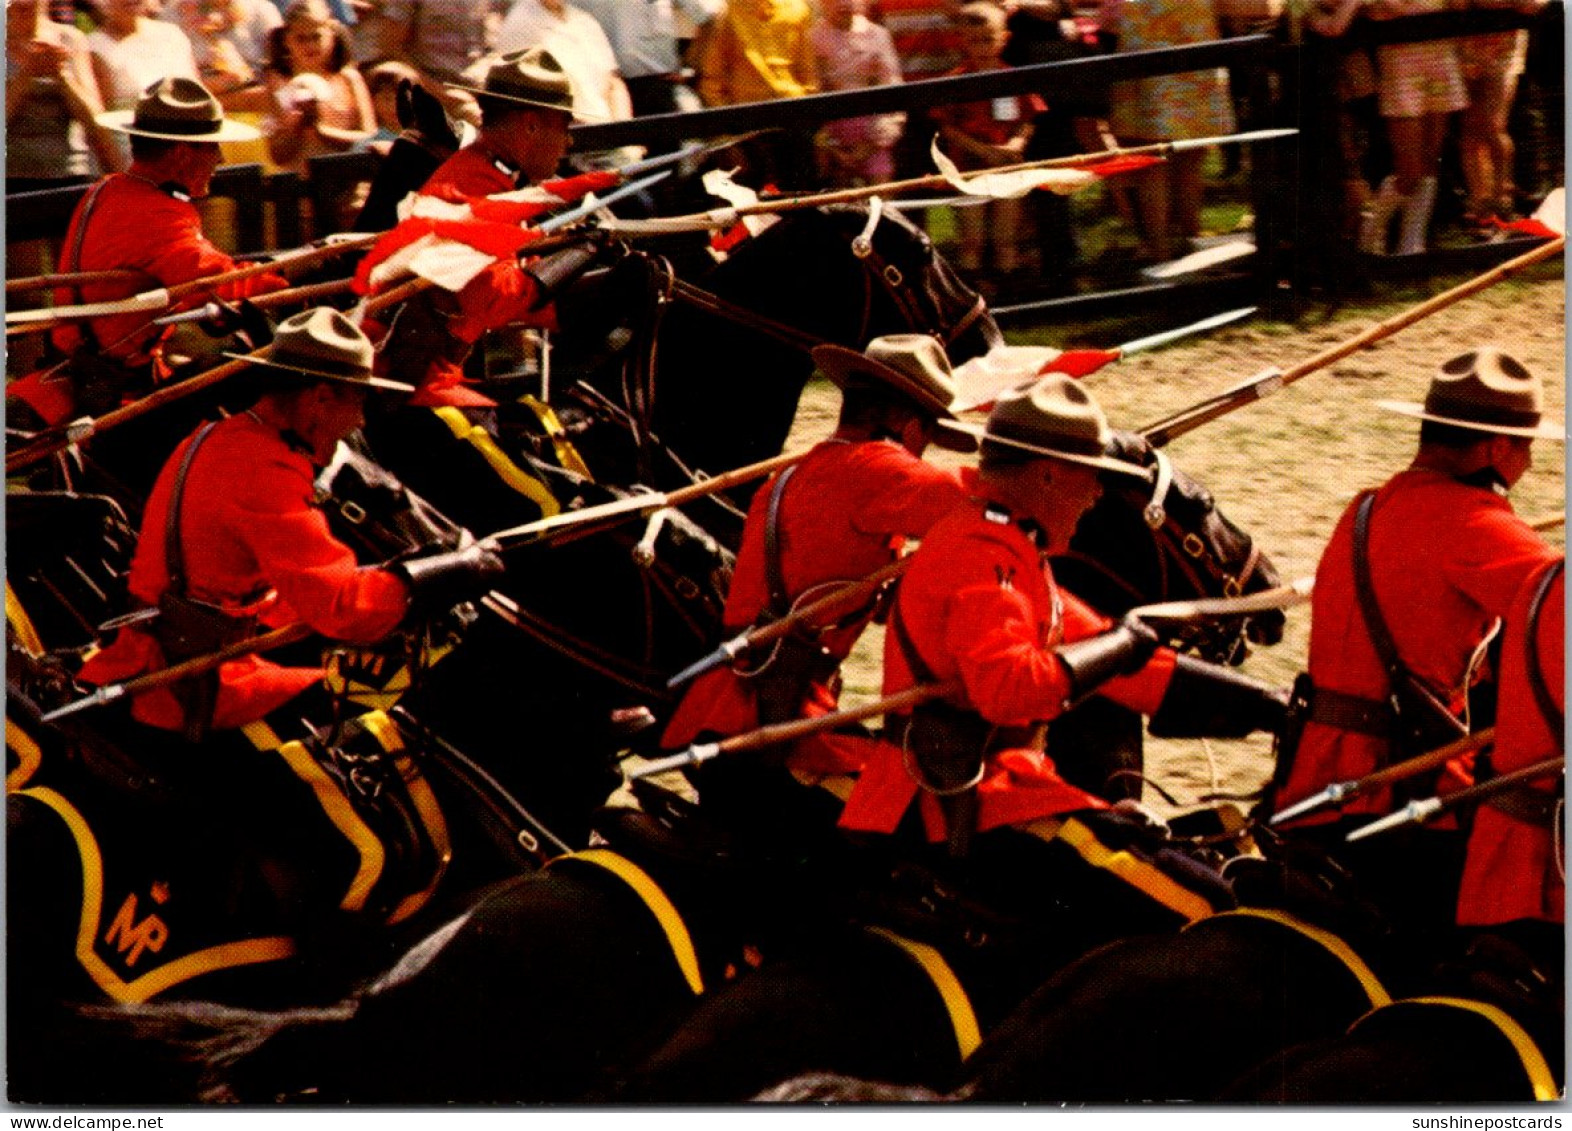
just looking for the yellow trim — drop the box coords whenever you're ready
[432,406,560,517]
[354,711,454,926]
[1051,817,1216,924]
[1358,997,1558,1101]
[1204,907,1391,1010]
[15,785,296,1003]
[517,395,593,480]
[865,926,981,1060]
[6,581,45,658]
[7,718,44,792]
[551,849,704,995]
[242,722,385,914]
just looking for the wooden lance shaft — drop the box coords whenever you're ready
[42,622,313,721]
[1269,727,1495,824]
[1143,236,1566,446]
[630,680,961,779]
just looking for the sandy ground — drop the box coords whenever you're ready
[785,269,1565,817]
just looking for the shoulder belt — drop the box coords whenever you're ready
[1351,491,1463,755]
[863,925,981,1061]
[1350,996,1558,1101]
[1523,559,1564,748]
[1199,907,1390,1009]
[59,176,116,351]
[165,421,221,600]
[548,848,704,995]
[763,462,800,619]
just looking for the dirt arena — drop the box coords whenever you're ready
[787,268,1566,816]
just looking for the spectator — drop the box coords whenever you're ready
[811,0,906,187]
[696,0,819,105]
[1306,0,1379,243]
[1103,0,1237,263]
[363,57,420,151]
[574,0,722,118]
[1357,0,1468,255]
[163,0,280,109]
[87,0,201,166]
[262,0,375,176]
[876,0,962,80]
[697,0,820,188]
[930,2,1042,284]
[493,0,632,130]
[353,0,491,85]
[7,0,116,187]
[1457,0,1543,228]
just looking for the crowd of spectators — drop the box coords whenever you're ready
[4,0,1562,284]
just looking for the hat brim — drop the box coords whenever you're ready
[814,342,960,422]
[443,82,606,121]
[221,352,416,393]
[939,420,1153,479]
[1375,400,1565,441]
[95,109,261,143]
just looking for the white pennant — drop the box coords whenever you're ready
[931,137,1099,199]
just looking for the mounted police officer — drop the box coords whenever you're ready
[1274,348,1562,933]
[659,334,976,833]
[8,77,290,433]
[1454,556,1563,974]
[836,375,1286,933]
[372,47,607,408]
[77,307,505,744]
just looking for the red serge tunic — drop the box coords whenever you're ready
[421,143,522,199]
[1456,560,1564,926]
[1277,467,1558,823]
[661,438,971,775]
[15,175,288,425]
[839,501,1177,839]
[78,413,410,732]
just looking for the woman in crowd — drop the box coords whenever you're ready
[262,0,375,175]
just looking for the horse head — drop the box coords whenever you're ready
[1056,431,1286,666]
[633,201,1001,492]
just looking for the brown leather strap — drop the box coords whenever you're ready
[165,420,220,600]
[762,462,800,619]
[1308,685,1394,738]
[1523,560,1564,748]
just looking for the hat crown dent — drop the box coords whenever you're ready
[987,373,1111,456]
[1426,347,1544,421]
[271,307,375,374]
[136,76,224,128]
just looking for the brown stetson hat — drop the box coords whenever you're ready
[813,334,977,452]
[940,374,1151,479]
[96,76,260,143]
[447,47,598,119]
[1377,348,1564,441]
[224,308,414,392]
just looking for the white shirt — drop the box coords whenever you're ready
[493,0,623,123]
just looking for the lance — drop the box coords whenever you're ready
[1529,513,1565,533]
[5,283,425,473]
[151,277,359,327]
[1344,755,1562,843]
[477,448,805,550]
[667,557,911,691]
[1126,575,1314,624]
[7,268,151,295]
[40,621,314,722]
[627,679,962,781]
[5,232,380,334]
[1269,727,1496,825]
[951,306,1259,413]
[1140,236,1567,448]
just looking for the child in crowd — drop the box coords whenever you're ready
[929,1,1043,283]
[812,0,907,186]
[363,58,420,154]
[263,0,374,175]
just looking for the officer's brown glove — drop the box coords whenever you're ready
[394,543,506,612]
[1055,615,1161,707]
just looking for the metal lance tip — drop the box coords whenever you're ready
[1268,780,1350,825]
[1344,798,1443,842]
[626,742,722,781]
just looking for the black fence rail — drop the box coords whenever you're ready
[5,4,1561,325]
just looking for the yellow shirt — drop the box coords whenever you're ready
[697,0,820,105]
